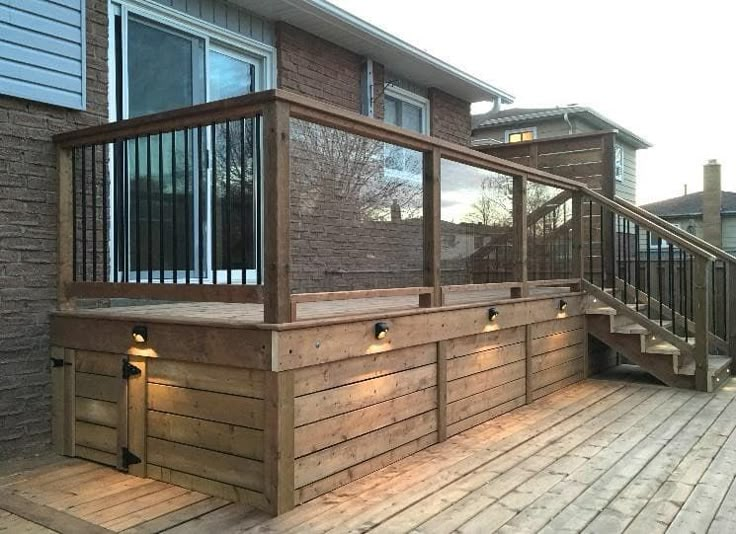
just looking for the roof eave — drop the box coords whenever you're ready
[241,0,515,103]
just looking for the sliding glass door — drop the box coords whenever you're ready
[111,3,264,284]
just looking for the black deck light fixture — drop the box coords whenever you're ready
[374,322,390,340]
[488,307,500,321]
[558,299,568,312]
[132,325,148,344]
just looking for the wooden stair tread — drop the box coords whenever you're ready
[678,355,731,377]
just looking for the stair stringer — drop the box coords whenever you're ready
[587,315,694,389]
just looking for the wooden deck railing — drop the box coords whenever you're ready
[52,89,734,370]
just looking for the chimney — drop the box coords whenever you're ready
[684,184,688,196]
[702,159,722,247]
[390,199,402,222]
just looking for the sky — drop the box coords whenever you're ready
[332,0,736,205]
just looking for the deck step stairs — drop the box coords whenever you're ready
[585,292,731,392]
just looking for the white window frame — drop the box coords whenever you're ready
[383,85,430,135]
[504,126,537,143]
[107,0,275,285]
[614,144,624,182]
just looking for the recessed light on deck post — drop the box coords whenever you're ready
[374,322,390,340]
[488,307,499,321]
[132,326,148,344]
[558,299,568,312]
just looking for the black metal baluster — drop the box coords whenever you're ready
[689,254,694,322]
[112,143,119,283]
[669,243,675,334]
[658,237,663,326]
[588,199,593,283]
[102,144,108,282]
[241,119,247,284]
[72,147,78,281]
[147,135,152,284]
[123,141,129,282]
[91,144,97,281]
[134,137,140,283]
[712,262,717,338]
[255,116,262,285]
[646,230,651,318]
[600,203,605,290]
[172,131,178,284]
[158,133,165,283]
[81,145,87,281]
[198,126,204,285]
[635,223,640,313]
[624,218,629,304]
[212,123,218,284]
[683,251,689,342]
[722,262,728,339]
[184,129,190,284]
[225,121,232,285]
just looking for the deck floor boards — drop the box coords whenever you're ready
[1,378,735,533]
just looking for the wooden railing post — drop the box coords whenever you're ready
[421,148,442,307]
[571,191,584,290]
[58,146,74,310]
[693,256,711,391]
[263,370,295,514]
[263,101,291,323]
[511,174,528,298]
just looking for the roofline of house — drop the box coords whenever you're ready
[253,0,515,104]
[474,106,651,148]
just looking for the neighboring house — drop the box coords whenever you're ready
[471,106,651,202]
[0,0,515,458]
[640,160,736,254]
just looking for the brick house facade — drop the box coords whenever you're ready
[0,0,109,458]
[0,0,499,458]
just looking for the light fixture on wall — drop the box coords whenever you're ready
[374,322,390,340]
[488,307,500,321]
[132,326,148,344]
[558,300,568,312]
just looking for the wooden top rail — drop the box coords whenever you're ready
[52,90,276,147]
[290,286,433,304]
[441,282,522,294]
[584,189,716,260]
[614,196,736,265]
[53,88,585,192]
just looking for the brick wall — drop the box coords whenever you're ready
[276,22,364,113]
[429,88,471,145]
[0,0,108,459]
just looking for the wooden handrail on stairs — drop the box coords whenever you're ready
[577,189,735,391]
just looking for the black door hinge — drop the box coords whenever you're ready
[121,447,141,469]
[122,360,141,379]
[50,357,70,368]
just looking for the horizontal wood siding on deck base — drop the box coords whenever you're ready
[530,316,586,400]
[50,293,587,515]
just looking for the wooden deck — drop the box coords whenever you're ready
[67,286,567,325]
[3,377,736,533]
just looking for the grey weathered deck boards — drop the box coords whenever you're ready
[2,378,736,533]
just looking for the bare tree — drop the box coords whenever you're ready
[290,120,422,221]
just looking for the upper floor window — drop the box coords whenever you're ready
[505,128,536,143]
[614,145,624,182]
[383,86,429,134]
[383,86,428,178]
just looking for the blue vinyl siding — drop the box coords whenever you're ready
[0,0,85,110]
